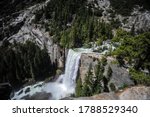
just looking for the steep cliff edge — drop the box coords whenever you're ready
[0,0,150,100]
[88,0,150,32]
[1,0,150,64]
[79,53,134,91]
[0,0,63,65]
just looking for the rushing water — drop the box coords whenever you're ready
[11,49,92,100]
[43,49,93,99]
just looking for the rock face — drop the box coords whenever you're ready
[122,9,150,33]
[1,0,150,68]
[75,86,150,100]
[20,92,52,100]
[0,0,46,40]
[12,85,150,100]
[79,53,134,90]
[0,0,150,100]
[106,57,134,90]
[0,0,64,66]
[79,53,101,83]
[88,0,150,32]
[119,86,150,100]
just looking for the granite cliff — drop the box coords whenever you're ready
[0,0,150,100]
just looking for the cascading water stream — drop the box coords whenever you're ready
[61,49,82,91]
[11,49,92,100]
[44,49,87,99]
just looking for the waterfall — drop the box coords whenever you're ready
[11,49,92,100]
[44,49,83,99]
[44,49,93,99]
[61,49,82,91]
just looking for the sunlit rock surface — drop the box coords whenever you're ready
[79,53,134,91]
[74,86,150,100]
[11,49,92,100]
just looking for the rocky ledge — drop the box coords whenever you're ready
[79,53,134,91]
[74,86,150,100]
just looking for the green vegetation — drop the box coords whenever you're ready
[101,57,107,66]
[109,83,116,91]
[34,0,113,48]
[0,40,55,89]
[60,19,112,48]
[129,69,150,86]
[107,66,112,79]
[82,65,94,96]
[75,78,83,97]
[110,18,121,29]
[1,0,150,95]
[113,29,150,85]
[118,83,128,90]
[75,59,112,97]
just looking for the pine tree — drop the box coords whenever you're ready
[82,64,93,96]
[94,61,104,94]
[107,66,113,79]
[75,78,83,97]
[82,84,91,96]
[101,57,107,66]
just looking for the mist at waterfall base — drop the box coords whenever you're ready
[11,49,92,100]
[44,49,83,99]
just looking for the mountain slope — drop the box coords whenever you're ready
[0,0,150,99]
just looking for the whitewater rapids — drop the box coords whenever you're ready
[11,49,92,100]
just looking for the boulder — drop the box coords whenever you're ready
[118,86,150,100]
[106,57,134,90]
[21,92,52,100]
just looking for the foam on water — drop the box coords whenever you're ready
[11,49,92,100]
[43,49,93,99]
